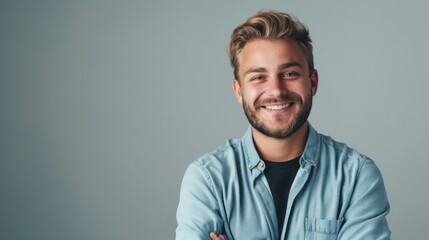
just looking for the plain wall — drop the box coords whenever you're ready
[1,0,428,239]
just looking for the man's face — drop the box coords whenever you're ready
[233,38,318,139]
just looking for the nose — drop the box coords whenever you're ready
[266,76,288,97]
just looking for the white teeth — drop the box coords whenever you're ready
[265,103,292,110]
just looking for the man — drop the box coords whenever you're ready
[176,10,390,240]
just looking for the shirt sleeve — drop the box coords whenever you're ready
[338,159,391,239]
[176,161,224,240]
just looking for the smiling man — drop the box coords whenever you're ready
[176,10,390,240]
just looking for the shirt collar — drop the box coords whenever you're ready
[242,123,320,170]
[300,124,319,168]
[242,126,261,170]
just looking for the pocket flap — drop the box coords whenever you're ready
[305,218,343,235]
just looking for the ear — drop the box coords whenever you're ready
[232,79,243,106]
[310,69,318,96]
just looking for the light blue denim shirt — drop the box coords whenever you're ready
[176,124,390,239]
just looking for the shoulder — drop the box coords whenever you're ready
[312,131,386,196]
[320,133,371,161]
[315,132,375,173]
[185,137,245,180]
[192,138,242,169]
[181,137,246,195]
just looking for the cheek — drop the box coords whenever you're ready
[242,86,260,103]
[295,81,313,96]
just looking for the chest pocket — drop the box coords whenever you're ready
[304,218,343,240]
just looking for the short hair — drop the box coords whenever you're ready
[229,10,314,80]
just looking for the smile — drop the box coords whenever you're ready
[264,103,293,110]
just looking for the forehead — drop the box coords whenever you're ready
[237,38,308,73]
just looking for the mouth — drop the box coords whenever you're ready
[262,103,293,110]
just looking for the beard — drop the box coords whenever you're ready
[242,92,313,139]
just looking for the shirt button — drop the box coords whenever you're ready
[258,161,265,168]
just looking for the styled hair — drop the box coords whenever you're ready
[229,10,313,80]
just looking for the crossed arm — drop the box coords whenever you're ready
[176,157,390,239]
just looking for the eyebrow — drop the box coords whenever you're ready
[277,61,302,70]
[243,67,267,77]
[243,61,303,78]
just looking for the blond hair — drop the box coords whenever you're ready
[229,10,313,80]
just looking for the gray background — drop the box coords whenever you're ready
[1,0,428,239]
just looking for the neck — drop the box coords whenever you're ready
[252,122,309,162]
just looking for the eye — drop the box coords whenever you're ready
[281,71,300,79]
[250,75,265,81]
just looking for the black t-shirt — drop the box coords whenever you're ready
[263,157,300,236]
